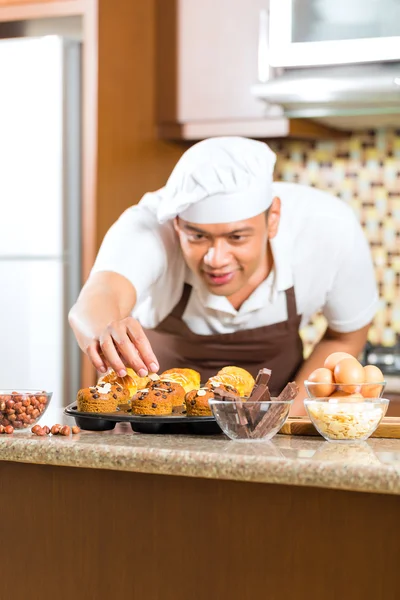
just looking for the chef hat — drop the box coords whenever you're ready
[156,137,277,224]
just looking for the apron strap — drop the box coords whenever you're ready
[170,284,192,319]
[285,286,298,320]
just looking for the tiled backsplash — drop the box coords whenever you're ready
[271,128,400,356]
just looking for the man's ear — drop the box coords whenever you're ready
[267,197,281,239]
[173,216,180,234]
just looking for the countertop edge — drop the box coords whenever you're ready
[1,437,400,496]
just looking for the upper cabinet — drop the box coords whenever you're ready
[156,0,343,140]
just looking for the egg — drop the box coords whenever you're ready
[329,391,364,403]
[324,352,354,372]
[333,358,365,392]
[361,365,385,398]
[329,390,352,398]
[307,367,334,397]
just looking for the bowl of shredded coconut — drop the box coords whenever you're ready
[304,397,389,443]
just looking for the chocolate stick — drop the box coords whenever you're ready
[249,368,272,402]
[246,368,272,426]
[277,382,299,402]
[212,386,249,437]
[249,381,299,439]
[213,387,239,402]
[249,403,289,439]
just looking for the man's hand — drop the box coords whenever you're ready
[69,271,159,377]
[86,317,159,377]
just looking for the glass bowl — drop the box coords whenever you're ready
[0,390,52,431]
[304,381,386,399]
[304,397,389,443]
[209,399,293,442]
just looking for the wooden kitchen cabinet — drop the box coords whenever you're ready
[156,0,342,140]
[157,0,268,123]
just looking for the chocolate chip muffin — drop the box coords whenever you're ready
[77,381,128,413]
[130,386,173,415]
[185,388,214,416]
[145,378,186,408]
[186,384,240,417]
[99,368,150,400]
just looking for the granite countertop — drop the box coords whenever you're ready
[1,410,400,495]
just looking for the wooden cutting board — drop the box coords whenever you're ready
[279,416,400,439]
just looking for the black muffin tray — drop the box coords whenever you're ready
[64,403,221,435]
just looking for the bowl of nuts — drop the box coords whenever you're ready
[0,390,52,431]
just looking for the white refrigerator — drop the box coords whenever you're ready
[0,36,81,423]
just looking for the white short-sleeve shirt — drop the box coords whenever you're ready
[91,182,378,335]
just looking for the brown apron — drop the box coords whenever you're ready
[144,284,304,396]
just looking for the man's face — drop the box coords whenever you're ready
[174,199,281,297]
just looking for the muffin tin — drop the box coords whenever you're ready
[64,402,221,435]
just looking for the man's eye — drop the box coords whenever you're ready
[229,235,245,242]
[188,234,206,242]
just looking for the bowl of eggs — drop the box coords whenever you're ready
[304,352,389,442]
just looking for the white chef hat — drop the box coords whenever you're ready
[156,137,277,224]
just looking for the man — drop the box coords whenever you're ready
[69,137,378,414]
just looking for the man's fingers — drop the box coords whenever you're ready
[86,343,107,373]
[113,332,149,377]
[99,334,128,377]
[126,321,159,374]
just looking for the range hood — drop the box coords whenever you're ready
[252,63,400,130]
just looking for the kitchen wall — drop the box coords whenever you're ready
[270,128,400,356]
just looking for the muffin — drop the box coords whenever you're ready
[126,368,151,392]
[160,368,201,394]
[146,379,186,408]
[186,384,240,417]
[131,386,173,416]
[77,381,127,413]
[98,368,150,400]
[206,366,254,397]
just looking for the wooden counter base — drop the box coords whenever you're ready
[1,461,399,600]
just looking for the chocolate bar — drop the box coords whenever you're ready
[277,381,299,402]
[249,368,272,402]
[249,403,290,439]
[212,386,249,438]
[249,381,299,439]
[212,386,239,401]
[246,368,272,426]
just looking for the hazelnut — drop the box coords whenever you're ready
[71,426,81,435]
[60,425,71,436]
[31,425,42,435]
[0,425,5,434]
[43,425,51,435]
[4,425,14,434]
[50,424,62,435]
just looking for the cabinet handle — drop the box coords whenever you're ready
[258,8,271,83]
